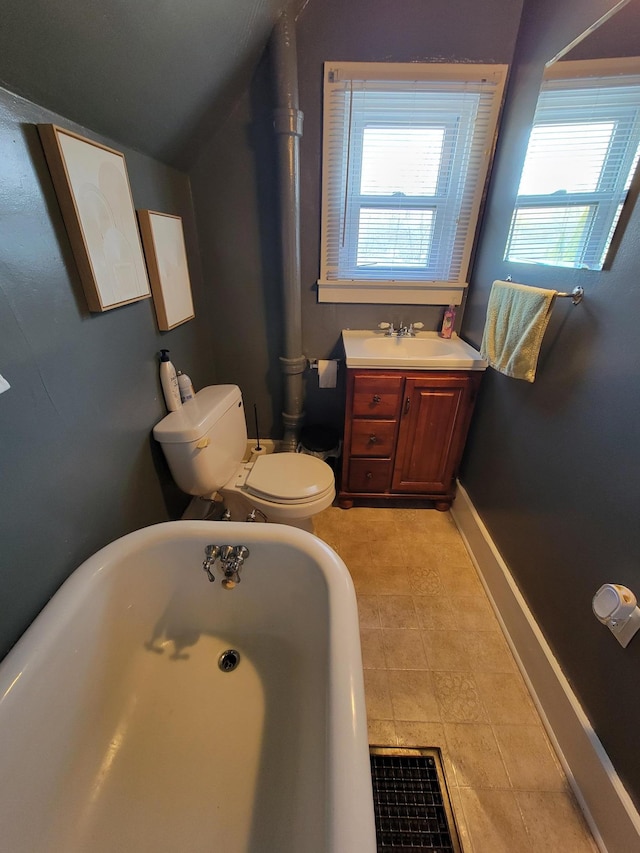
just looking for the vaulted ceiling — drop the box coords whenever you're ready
[0,0,303,168]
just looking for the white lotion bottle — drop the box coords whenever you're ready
[159,349,182,412]
[177,370,195,403]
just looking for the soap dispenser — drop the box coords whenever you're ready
[159,349,182,412]
[439,305,456,339]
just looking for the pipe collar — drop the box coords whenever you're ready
[279,354,307,375]
[274,107,304,136]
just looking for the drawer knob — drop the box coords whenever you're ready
[372,394,381,403]
[369,434,378,444]
[366,471,373,479]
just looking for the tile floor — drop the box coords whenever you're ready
[313,504,599,853]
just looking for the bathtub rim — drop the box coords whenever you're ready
[0,520,376,852]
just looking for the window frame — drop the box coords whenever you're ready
[318,62,508,305]
[505,57,640,270]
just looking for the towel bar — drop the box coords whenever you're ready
[504,277,584,305]
[557,286,584,305]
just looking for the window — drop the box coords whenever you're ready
[318,62,507,304]
[505,59,640,270]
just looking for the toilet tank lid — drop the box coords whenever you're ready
[152,385,242,444]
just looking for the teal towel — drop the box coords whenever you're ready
[480,280,557,382]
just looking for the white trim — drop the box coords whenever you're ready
[317,282,465,305]
[325,60,508,85]
[451,482,640,853]
[319,61,507,304]
[546,56,640,81]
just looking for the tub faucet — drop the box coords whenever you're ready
[221,545,250,584]
[202,543,250,585]
[202,544,220,582]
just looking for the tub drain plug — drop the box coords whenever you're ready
[218,649,240,672]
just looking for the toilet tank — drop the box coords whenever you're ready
[153,385,247,496]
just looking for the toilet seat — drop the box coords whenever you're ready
[245,453,335,505]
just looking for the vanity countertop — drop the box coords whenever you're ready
[341,330,487,371]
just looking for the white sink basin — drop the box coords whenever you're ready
[342,330,487,370]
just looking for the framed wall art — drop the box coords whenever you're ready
[38,124,151,312]
[137,210,195,330]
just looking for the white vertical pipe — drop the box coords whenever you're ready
[272,6,305,451]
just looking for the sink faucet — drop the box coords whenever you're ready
[378,321,424,337]
[378,321,396,336]
[405,322,424,337]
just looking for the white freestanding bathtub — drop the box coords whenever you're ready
[0,521,376,852]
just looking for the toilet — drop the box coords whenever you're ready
[153,385,336,531]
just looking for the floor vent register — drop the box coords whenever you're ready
[369,747,462,852]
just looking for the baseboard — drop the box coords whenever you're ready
[451,482,640,853]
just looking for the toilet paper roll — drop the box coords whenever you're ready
[318,359,338,388]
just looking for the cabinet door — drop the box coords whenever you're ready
[392,374,476,494]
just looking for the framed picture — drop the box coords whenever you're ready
[38,124,151,312]
[137,210,195,330]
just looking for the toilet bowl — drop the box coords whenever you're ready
[153,385,336,531]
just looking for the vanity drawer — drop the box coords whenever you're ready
[352,374,403,419]
[350,420,396,457]
[348,459,393,493]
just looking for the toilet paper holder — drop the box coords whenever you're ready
[308,359,343,370]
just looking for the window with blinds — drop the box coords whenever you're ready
[318,62,508,304]
[505,60,640,270]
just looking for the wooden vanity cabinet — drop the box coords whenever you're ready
[339,369,483,510]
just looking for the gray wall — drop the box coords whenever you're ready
[461,0,640,808]
[190,0,524,437]
[0,0,297,168]
[0,88,214,660]
[190,55,286,443]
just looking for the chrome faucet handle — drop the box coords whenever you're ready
[203,544,220,582]
[407,322,424,336]
[233,546,250,561]
[378,321,395,336]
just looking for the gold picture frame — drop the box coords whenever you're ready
[137,210,195,330]
[38,124,151,312]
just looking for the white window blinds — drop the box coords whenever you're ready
[319,62,507,304]
[505,63,640,270]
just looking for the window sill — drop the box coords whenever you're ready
[317,281,466,305]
